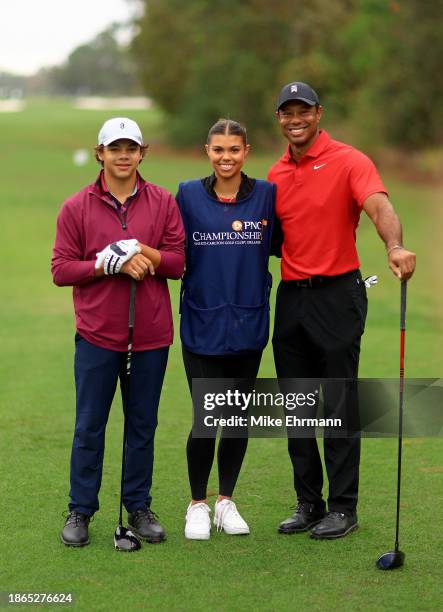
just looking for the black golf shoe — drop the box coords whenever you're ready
[61,510,90,547]
[310,511,358,539]
[278,502,326,534]
[128,508,166,543]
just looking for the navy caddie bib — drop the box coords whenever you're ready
[177,179,275,355]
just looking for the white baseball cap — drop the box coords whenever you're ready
[98,117,144,146]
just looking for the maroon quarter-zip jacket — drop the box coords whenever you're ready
[52,171,185,351]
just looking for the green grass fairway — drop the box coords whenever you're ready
[0,100,442,611]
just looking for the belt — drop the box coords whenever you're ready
[285,270,359,288]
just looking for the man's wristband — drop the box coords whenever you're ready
[387,244,403,255]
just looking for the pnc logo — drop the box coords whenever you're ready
[232,220,243,231]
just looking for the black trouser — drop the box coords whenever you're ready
[272,270,367,513]
[182,346,262,500]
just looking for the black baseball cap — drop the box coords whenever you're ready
[277,82,320,110]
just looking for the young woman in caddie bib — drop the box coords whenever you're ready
[176,119,276,539]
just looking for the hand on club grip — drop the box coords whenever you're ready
[121,253,155,280]
[95,239,141,275]
[388,248,416,281]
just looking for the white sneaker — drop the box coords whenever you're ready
[214,499,250,535]
[185,502,211,540]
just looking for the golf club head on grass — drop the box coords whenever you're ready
[114,525,141,552]
[376,550,405,570]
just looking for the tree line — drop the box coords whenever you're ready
[0,24,140,98]
[132,0,443,149]
[2,1,441,150]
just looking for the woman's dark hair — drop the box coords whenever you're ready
[207,118,247,146]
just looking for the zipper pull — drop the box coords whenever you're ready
[122,208,128,230]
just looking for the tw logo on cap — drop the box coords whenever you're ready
[290,84,298,93]
[120,122,125,129]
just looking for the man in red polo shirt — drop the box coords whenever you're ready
[268,82,416,539]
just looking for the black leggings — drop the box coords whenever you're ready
[182,346,262,500]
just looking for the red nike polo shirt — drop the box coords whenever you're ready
[268,130,387,280]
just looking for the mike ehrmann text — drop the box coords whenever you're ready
[203,415,342,428]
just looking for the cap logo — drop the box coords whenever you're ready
[290,84,298,93]
[120,122,125,129]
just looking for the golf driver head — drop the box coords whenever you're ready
[114,525,141,552]
[376,550,405,570]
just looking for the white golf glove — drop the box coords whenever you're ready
[364,275,378,288]
[95,239,141,275]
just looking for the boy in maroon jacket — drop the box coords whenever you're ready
[52,117,185,547]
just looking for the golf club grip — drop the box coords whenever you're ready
[128,279,137,330]
[400,281,407,331]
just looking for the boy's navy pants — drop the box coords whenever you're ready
[69,334,169,516]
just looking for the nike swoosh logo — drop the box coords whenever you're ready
[313,163,326,170]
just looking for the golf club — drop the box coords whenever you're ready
[114,279,142,552]
[376,280,407,570]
